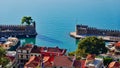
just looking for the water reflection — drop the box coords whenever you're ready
[76,39,80,45]
[20,37,36,45]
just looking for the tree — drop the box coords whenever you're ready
[0,47,6,57]
[0,47,10,67]
[77,36,107,56]
[68,51,75,56]
[21,16,33,25]
[103,57,113,67]
[76,49,87,58]
[0,57,10,67]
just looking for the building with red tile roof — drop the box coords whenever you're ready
[80,60,86,68]
[108,61,120,68]
[73,60,81,68]
[43,56,54,68]
[24,56,41,68]
[30,46,41,57]
[16,44,67,68]
[44,61,53,68]
[53,56,75,68]
[85,54,95,66]
[86,54,95,60]
[85,54,104,68]
[107,41,120,55]
[114,42,120,47]
[114,42,120,53]
[16,44,66,66]
[40,46,66,56]
[17,43,33,50]
[16,44,34,67]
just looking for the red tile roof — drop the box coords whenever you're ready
[47,47,63,52]
[25,63,36,68]
[43,56,54,67]
[44,61,53,67]
[53,56,74,67]
[108,61,120,68]
[80,60,86,68]
[43,56,50,63]
[73,60,81,68]
[25,44,33,47]
[40,46,66,56]
[115,42,120,47]
[24,56,41,68]
[86,54,95,60]
[17,44,33,50]
[31,46,41,53]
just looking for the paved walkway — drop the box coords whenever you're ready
[70,32,120,42]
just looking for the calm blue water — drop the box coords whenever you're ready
[0,0,120,52]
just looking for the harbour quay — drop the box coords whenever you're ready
[0,22,37,38]
[70,24,120,42]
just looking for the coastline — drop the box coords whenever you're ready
[70,32,120,42]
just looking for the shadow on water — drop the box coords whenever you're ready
[37,34,63,44]
[76,39,80,45]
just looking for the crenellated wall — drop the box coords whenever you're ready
[0,23,37,38]
[76,24,120,37]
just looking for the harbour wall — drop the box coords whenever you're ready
[0,23,37,38]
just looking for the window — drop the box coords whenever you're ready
[18,50,21,53]
[26,55,28,58]
[21,60,23,63]
[27,50,29,53]
[21,55,23,58]
[23,50,26,53]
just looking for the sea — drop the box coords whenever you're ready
[0,0,120,52]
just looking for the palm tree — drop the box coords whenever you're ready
[21,16,33,25]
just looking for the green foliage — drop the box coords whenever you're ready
[76,56,81,60]
[68,51,75,56]
[95,55,104,58]
[77,36,107,55]
[103,57,113,66]
[76,49,87,58]
[0,57,10,67]
[0,47,6,57]
[68,36,107,60]
[0,47,10,67]
[21,16,33,25]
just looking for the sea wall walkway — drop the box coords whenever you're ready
[70,32,120,42]
[0,23,37,38]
